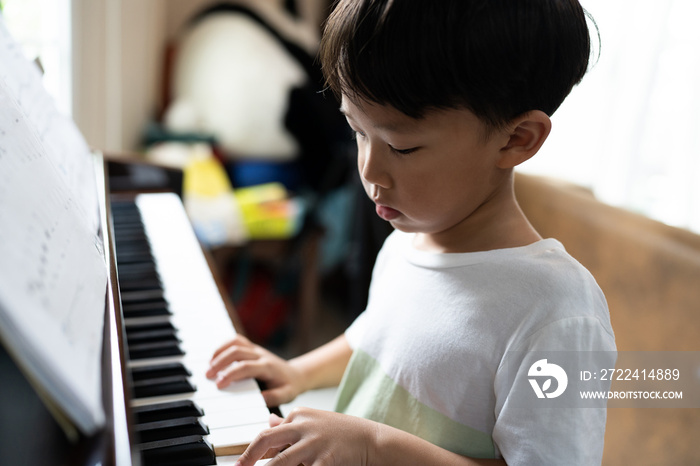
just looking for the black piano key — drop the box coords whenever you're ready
[111,199,137,208]
[122,302,171,318]
[118,278,163,293]
[120,289,166,303]
[116,249,153,263]
[128,340,184,359]
[122,296,168,309]
[112,211,143,220]
[112,212,142,221]
[118,262,159,276]
[116,247,152,258]
[111,199,139,209]
[118,268,161,284]
[123,309,171,320]
[136,417,209,444]
[112,200,223,465]
[132,400,205,424]
[132,374,191,387]
[112,214,142,224]
[112,214,143,225]
[114,239,152,250]
[117,262,158,279]
[126,326,179,343]
[139,435,216,466]
[114,228,149,241]
[130,362,190,381]
[117,266,160,278]
[113,220,145,232]
[115,250,154,264]
[114,238,151,251]
[112,214,140,223]
[125,321,176,332]
[132,375,196,399]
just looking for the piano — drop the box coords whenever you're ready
[0,157,275,465]
[111,189,275,464]
[0,14,277,462]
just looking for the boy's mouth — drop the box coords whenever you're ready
[376,204,401,221]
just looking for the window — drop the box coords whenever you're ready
[520,0,700,234]
[1,0,72,116]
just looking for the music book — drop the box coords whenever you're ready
[0,17,107,435]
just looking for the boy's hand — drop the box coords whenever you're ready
[234,408,374,466]
[206,335,303,407]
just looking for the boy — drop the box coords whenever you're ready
[207,0,616,464]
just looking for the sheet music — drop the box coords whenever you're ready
[0,18,107,434]
[0,18,99,233]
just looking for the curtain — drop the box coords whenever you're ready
[519,0,700,234]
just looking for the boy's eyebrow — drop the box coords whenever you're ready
[338,105,355,119]
[338,105,358,124]
[338,105,405,133]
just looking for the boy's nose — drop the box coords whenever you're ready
[358,145,391,190]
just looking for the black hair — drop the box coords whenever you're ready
[320,0,595,131]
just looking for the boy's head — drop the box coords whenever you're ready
[320,0,593,132]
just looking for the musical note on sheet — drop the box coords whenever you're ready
[0,18,107,434]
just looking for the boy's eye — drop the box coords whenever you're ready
[350,128,417,155]
[390,146,418,155]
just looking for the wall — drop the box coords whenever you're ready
[71,0,167,153]
[70,0,332,154]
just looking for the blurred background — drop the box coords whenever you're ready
[1,0,698,464]
[3,0,699,234]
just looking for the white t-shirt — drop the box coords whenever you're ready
[335,230,616,465]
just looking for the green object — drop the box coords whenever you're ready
[142,121,216,147]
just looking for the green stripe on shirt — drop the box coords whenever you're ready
[335,348,496,459]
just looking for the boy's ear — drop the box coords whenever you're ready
[496,110,552,169]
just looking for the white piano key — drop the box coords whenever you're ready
[189,372,263,399]
[127,354,186,369]
[195,394,267,414]
[204,406,272,430]
[208,422,271,456]
[217,458,272,466]
[126,350,219,371]
[129,385,268,410]
[126,193,269,456]
[196,375,261,394]
[130,362,265,407]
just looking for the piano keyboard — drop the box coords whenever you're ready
[111,193,270,465]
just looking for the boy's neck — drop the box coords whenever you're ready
[411,174,541,254]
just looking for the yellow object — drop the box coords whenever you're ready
[182,145,247,246]
[235,183,300,239]
[181,147,299,241]
[183,147,233,197]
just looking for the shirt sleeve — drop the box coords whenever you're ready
[344,231,397,350]
[492,316,617,465]
[344,310,369,349]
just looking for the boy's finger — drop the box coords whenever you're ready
[235,426,300,466]
[207,346,259,378]
[268,413,284,428]
[210,334,250,359]
[261,386,292,408]
[210,339,235,360]
[215,360,270,388]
